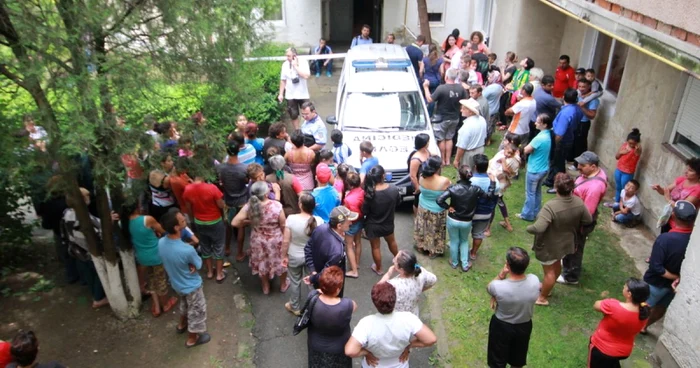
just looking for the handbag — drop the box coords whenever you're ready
[293,290,320,336]
[656,203,673,228]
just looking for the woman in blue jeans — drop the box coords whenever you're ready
[437,165,496,271]
[517,113,555,221]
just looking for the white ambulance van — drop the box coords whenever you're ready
[327,44,440,200]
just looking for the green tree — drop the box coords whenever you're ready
[0,0,278,319]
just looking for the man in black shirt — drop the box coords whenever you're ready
[423,68,467,166]
[642,200,696,333]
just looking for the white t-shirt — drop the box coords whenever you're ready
[456,115,487,151]
[352,312,424,368]
[620,189,642,216]
[280,60,310,100]
[285,214,324,258]
[511,98,536,135]
[448,50,462,70]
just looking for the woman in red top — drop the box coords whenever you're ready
[343,172,365,279]
[610,128,642,204]
[651,157,700,233]
[589,278,650,368]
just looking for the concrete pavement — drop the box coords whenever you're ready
[234,73,437,367]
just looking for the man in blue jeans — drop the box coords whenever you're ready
[470,154,500,262]
[545,88,583,193]
[517,114,553,221]
[641,200,696,334]
[311,38,333,77]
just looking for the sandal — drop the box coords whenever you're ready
[162,296,179,313]
[186,332,211,348]
[499,221,513,232]
[345,272,359,279]
[280,278,291,293]
[216,272,228,284]
[370,263,384,276]
[535,299,550,306]
[176,325,187,334]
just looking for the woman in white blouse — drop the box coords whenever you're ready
[378,250,437,316]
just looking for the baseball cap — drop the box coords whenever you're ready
[330,206,359,223]
[574,151,600,165]
[673,200,697,222]
[316,163,332,184]
[575,67,586,74]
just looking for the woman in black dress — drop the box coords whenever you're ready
[362,165,401,275]
[307,265,356,368]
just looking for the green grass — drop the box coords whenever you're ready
[428,132,652,367]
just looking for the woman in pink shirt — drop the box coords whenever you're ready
[343,172,365,278]
[652,157,700,233]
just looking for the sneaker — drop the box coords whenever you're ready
[556,275,579,285]
[315,72,321,78]
[546,188,556,194]
[285,302,301,316]
[603,202,615,208]
[326,71,332,77]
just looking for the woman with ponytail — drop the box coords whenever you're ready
[362,165,401,275]
[281,193,323,315]
[232,181,288,295]
[378,250,437,316]
[266,155,302,216]
[588,278,650,367]
[414,156,451,258]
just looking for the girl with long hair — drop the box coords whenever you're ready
[362,165,401,275]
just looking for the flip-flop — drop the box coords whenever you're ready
[223,261,231,268]
[499,221,513,232]
[535,300,550,306]
[370,263,384,276]
[162,297,179,313]
[469,254,477,261]
[280,278,291,293]
[176,325,187,334]
[345,272,359,279]
[186,332,211,348]
[216,272,228,284]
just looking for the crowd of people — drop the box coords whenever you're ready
[6,25,699,368]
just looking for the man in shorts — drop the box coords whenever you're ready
[158,209,210,348]
[278,47,311,129]
[182,174,227,283]
[641,200,696,333]
[487,247,540,368]
[423,68,466,166]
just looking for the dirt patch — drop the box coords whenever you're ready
[0,236,255,368]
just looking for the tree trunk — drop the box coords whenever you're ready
[416,0,432,44]
[92,255,131,320]
[120,249,142,315]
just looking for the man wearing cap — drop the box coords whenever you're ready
[559,151,608,285]
[304,206,358,297]
[453,98,487,169]
[423,68,467,166]
[312,163,340,223]
[641,200,696,333]
[300,101,327,151]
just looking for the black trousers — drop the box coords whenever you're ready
[562,220,597,282]
[570,121,591,161]
[545,141,573,187]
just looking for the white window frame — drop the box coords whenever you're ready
[263,0,285,25]
[668,76,700,158]
[579,29,629,97]
[418,0,446,28]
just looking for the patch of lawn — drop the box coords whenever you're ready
[429,132,652,367]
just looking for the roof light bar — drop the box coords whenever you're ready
[352,58,412,70]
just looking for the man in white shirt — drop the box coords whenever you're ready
[278,47,311,129]
[505,83,536,145]
[453,99,487,169]
[345,282,436,368]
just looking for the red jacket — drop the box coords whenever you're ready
[553,66,576,98]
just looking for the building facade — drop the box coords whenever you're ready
[491,0,700,367]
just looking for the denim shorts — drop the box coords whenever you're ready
[646,283,674,308]
[346,220,364,236]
